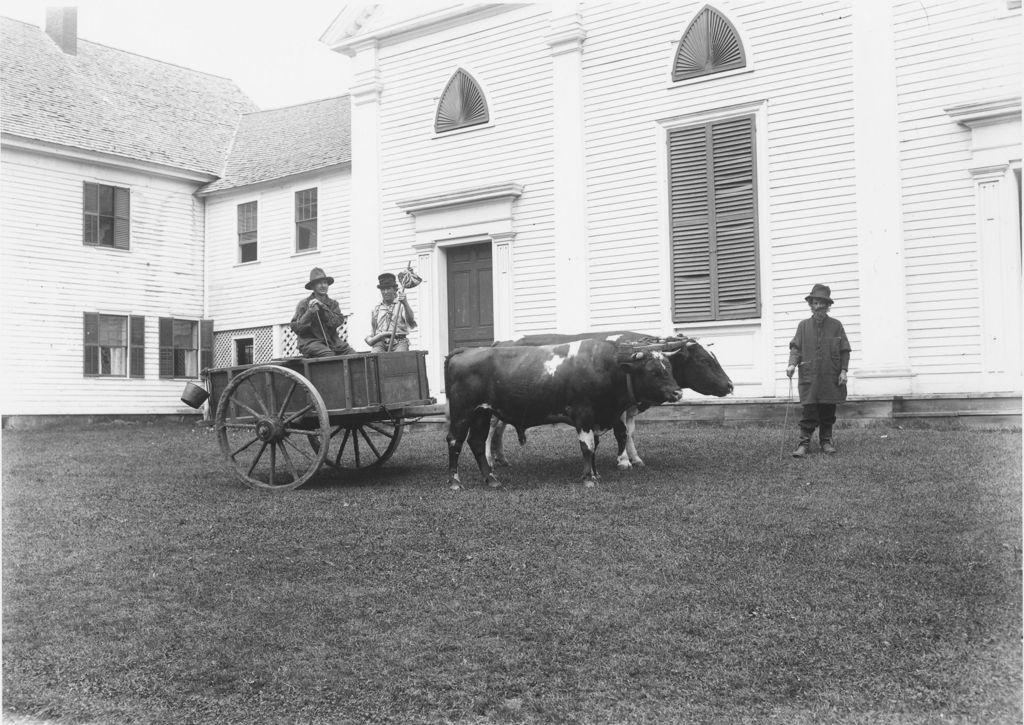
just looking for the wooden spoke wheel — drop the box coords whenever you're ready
[310,413,405,471]
[215,365,329,491]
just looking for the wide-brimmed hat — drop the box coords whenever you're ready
[305,267,334,290]
[805,283,833,304]
[377,273,398,289]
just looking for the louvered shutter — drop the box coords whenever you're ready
[159,317,173,378]
[129,315,145,378]
[673,6,746,82]
[200,319,214,372]
[670,115,759,323]
[435,69,489,133]
[83,312,99,375]
[113,187,130,250]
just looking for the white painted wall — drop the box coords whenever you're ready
[0,146,207,414]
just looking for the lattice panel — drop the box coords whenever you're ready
[213,326,275,367]
[280,319,349,358]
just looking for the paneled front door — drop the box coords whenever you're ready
[446,243,494,350]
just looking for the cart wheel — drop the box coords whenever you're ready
[311,413,405,471]
[215,365,329,491]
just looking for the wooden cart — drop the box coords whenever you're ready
[186,351,442,491]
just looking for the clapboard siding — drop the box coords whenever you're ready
[581,0,860,357]
[204,169,353,332]
[893,0,1020,380]
[0,147,207,414]
[375,6,558,336]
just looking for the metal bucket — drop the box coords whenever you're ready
[180,382,209,409]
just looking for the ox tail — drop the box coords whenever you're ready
[516,426,527,446]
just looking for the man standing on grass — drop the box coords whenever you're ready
[786,283,851,458]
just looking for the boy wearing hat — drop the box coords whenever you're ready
[786,284,851,457]
[366,272,417,352]
[290,267,356,357]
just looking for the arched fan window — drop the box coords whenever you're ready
[672,6,746,82]
[435,69,489,133]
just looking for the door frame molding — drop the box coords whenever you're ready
[399,183,522,396]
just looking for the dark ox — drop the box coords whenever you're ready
[490,330,733,470]
[444,339,682,489]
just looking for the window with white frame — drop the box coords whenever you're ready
[83,313,144,377]
[159,318,212,378]
[83,182,130,249]
[295,188,318,252]
[237,201,258,263]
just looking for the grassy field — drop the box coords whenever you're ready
[2,419,1021,724]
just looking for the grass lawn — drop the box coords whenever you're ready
[2,419,1021,724]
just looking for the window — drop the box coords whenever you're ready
[672,6,746,82]
[237,201,258,263]
[669,115,759,322]
[295,188,318,252]
[83,313,144,377]
[435,69,489,133]
[83,182,130,249]
[235,337,254,366]
[159,318,213,378]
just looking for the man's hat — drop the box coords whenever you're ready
[305,267,334,290]
[377,273,398,289]
[805,283,833,304]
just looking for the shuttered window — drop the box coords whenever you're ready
[238,201,257,263]
[159,317,213,378]
[435,69,489,134]
[669,115,759,323]
[83,313,144,377]
[673,6,746,82]
[83,182,130,249]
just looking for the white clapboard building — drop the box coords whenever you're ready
[0,3,1020,424]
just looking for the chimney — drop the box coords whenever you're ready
[45,7,77,55]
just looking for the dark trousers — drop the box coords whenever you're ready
[799,403,837,443]
[299,340,356,358]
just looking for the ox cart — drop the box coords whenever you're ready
[182,351,443,491]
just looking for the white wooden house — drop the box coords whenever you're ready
[317,0,1021,414]
[1,3,1020,423]
[0,12,254,416]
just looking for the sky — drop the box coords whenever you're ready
[0,0,354,109]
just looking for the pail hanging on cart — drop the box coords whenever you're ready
[180,382,209,408]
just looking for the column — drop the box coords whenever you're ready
[851,3,914,394]
[545,7,588,333]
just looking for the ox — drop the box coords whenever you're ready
[444,339,682,489]
[489,331,733,470]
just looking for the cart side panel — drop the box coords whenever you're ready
[306,355,381,410]
[378,351,431,403]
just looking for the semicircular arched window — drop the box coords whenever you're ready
[435,69,490,134]
[672,5,746,82]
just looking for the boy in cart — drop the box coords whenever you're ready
[291,267,357,357]
[365,272,417,352]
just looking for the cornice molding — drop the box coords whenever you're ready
[397,182,524,215]
[945,97,1021,127]
[0,134,218,184]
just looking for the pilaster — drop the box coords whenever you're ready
[851,3,914,394]
[545,7,588,333]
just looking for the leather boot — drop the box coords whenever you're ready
[821,440,836,454]
[820,426,835,454]
[791,442,809,458]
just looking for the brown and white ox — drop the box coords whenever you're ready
[489,331,733,470]
[444,339,683,489]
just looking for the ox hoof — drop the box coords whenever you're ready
[448,475,461,491]
[486,474,502,488]
[494,457,510,468]
[583,478,598,488]
[616,460,632,471]
[632,459,645,468]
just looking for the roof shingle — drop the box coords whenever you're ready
[0,16,258,176]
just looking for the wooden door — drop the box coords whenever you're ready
[447,243,493,350]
